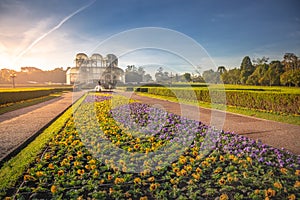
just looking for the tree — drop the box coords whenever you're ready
[246,64,269,85]
[283,53,298,71]
[182,73,192,82]
[280,69,300,86]
[263,61,284,86]
[240,56,255,84]
[221,68,240,84]
[202,69,221,84]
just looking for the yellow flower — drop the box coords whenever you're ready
[196,167,202,173]
[181,169,187,176]
[87,156,92,160]
[273,182,282,189]
[201,161,209,167]
[48,163,55,169]
[77,169,85,175]
[93,170,99,177]
[265,188,276,197]
[85,165,90,170]
[254,189,260,195]
[280,168,288,174]
[173,167,180,173]
[288,194,296,200]
[148,176,155,182]
[227,176,233,183]
[107,174,113,181]
[114,177,125,184]
[140,196,148,200]
[295,169,300,176]
[57,170,64,176]
[170,178,177,184]
[74,161,81,167]
[246,157,252,164]
[134,144,140,150]
[90,165,97,170]
[220,193,229,200]
[68,155,74,160]
[294,181,300,188]
[214,167,222,174]
[36,171,43,177]
[218,178,226,185]
[179,156,187,164]
[219,155,225,162]
[149,183,158,191]
[185,165,192,172]
[88,159,96,165]
[192,173,201,180]
[50,185,57,193]
[192,151,198,157]
[77,151,83,157]
[229,154,235,160]
[23,175,34,181]
[134,177,141,184]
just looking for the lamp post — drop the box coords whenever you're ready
[10,73,16,88]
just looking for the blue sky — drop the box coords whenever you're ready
[0,0,299,74]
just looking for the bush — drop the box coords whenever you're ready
[140,87,300,114]
[0,88,72,105]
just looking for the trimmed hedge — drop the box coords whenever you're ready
[0,88,72,105]
[138,87,300,114]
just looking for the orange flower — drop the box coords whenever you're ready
[220,193,229,200]
[114,177,125,184]
[36,171,44,177]
[273,182,282,189]
[48,163,55,169]
[140,196,148,200]
[294,181,300,188]
[57,170,64,176]
[295,170,300,176]
[23,175,34,181]
[280,168,288,174]
[288,194,296,200]
[50,185,57,193]
[265,188,276,197]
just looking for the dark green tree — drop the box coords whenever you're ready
[240,56,255,84]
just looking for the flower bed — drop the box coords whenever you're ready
[5,93,299,199]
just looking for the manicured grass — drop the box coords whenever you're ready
[0,93,61,115]
[137,92,300,126]
[0,95,85,198]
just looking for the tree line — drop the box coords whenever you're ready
[207,53,300,86]
[0,67,67,84]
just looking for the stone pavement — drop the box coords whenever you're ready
[0,91,83,162]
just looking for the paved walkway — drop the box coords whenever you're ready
[0,91,83,162]
[117,91,300,155]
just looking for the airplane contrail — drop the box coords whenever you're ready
[14,0,96,63]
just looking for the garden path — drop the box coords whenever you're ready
[117,91,300,155]
[0,91,83,163]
